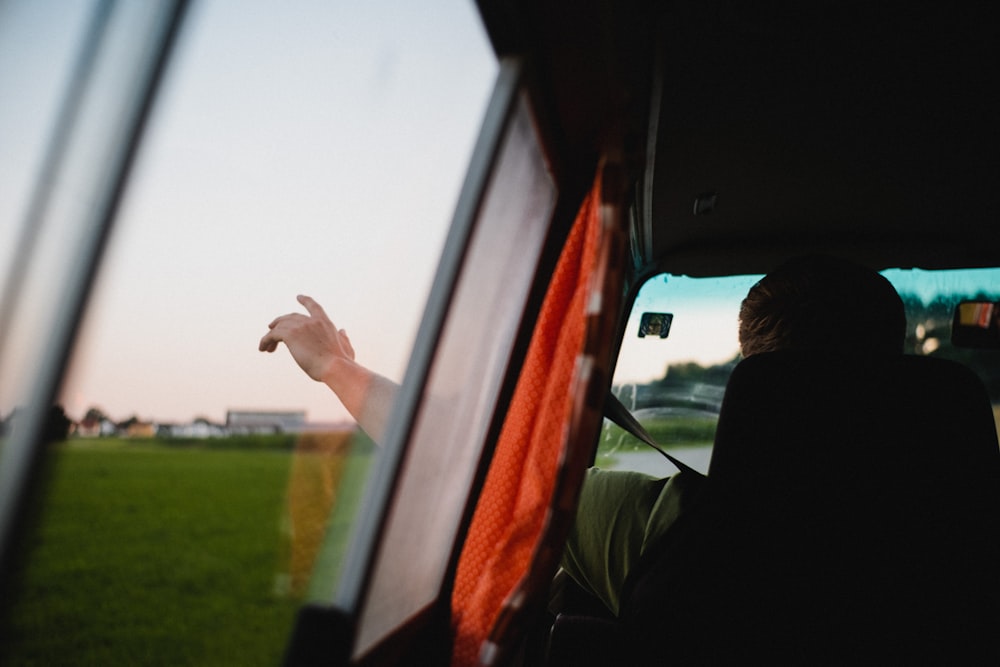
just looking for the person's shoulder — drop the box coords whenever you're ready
[582,467,668,507]
[585,466,661,485]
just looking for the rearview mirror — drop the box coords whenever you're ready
[638,312,673,339]
[952,300,1000,349]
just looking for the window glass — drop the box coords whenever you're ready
[884,267,1000,438]
[604,267,1000,477]
[0,1,92,290]
[605,274,758,476]
[351,88,557,659]
[0,1,495,664]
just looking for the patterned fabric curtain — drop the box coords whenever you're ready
[450,169,607,666]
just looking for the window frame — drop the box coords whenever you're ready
[0,0,192,585]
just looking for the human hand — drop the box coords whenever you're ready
[258,295,355,382]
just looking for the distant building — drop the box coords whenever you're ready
[159,419,227,438]
[76,417,117,438]
[125,421,157,438]
[226,410,307,434]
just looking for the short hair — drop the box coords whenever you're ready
[738,255,906,358]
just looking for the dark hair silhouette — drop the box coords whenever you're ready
[738,255,906,358]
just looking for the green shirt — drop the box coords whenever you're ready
[561,467,696,616]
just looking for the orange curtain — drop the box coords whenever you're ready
[450,172,603,666]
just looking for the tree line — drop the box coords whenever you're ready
[631,291,1000,404]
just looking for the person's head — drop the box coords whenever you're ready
[738,255,905,358]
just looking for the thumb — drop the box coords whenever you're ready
[339,329,356,360]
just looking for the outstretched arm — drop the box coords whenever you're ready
[259,294,398,443]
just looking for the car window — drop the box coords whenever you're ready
[0,1,496,664]
[603,274,759,476]
[344,76,558,659]
[604,267,1000,477]
[884,267,1000,437]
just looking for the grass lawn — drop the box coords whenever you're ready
[595,415,717,467]
[1,435,372,666]
[1,417,713,664]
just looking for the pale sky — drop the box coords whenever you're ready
[612,274,756,386]
[2,0,497,424]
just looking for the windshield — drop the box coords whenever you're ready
[603,267,1000,477]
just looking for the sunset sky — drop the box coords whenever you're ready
[1,0,752,427]
[2,0,496,424]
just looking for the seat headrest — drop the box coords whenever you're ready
[709,350,999,486]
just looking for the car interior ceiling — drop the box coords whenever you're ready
[643,1,1000,279]
[480,0,1000,283]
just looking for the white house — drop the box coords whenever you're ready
[225,410,307,434]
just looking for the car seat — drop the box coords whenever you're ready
[617,350,1000,664]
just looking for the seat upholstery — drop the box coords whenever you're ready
[620,351,1000,664]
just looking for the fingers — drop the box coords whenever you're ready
[258,331,279,352]
[260,296,347,362]
[268,311,301,329]
[260,311,304,351]
[297,294,328,321]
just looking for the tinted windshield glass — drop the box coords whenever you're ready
[604,267,1000,477]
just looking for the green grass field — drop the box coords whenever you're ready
[1,419,703,665]
[0,435,373,667]
[595,415,717,467]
